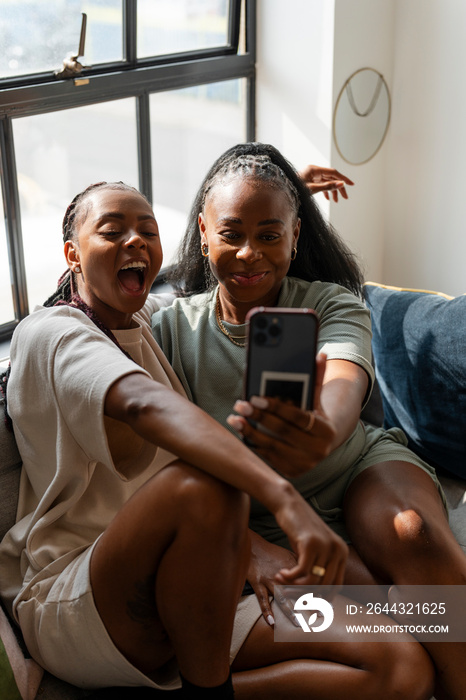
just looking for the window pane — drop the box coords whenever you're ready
[138,0,231,59]
[1,0,123,79]
[13,99,138,309]
[0,197,15,325]
[150,79,246,266]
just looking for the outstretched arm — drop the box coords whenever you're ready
[104,371,348,585]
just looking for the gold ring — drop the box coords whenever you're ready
[305,411,315,433]
[312,565,326,577]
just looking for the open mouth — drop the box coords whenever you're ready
[117,260,147,295]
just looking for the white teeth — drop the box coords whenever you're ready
[120,261,147,271]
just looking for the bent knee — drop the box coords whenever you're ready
[161,461,250,534]
[392,508,455,561]
[393,509,428,545]
[371,642,434,700]
[387,643,435,700]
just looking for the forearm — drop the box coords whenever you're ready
[105,372,295,514]
[320,359,369,451]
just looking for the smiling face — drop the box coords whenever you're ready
[199,176,300,323]
[64,187,162,329]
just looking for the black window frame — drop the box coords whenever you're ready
[0,0,256,342]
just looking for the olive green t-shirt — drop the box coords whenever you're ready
[152,276,374,423]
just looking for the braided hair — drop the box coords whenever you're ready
[3,182,144,430]
[167,142,364,296]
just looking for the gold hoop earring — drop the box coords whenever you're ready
[291,247,297,261]
[201,243,209,257]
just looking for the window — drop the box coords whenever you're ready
[137,0,233,58]
[1,1,124,78]
[0,0,256,341]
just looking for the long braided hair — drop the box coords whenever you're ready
[167,142,364,296]
[2,181,143,430]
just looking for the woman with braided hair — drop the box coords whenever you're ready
[0,180,434,699]
[152,142,466,699]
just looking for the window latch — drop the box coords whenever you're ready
[54,12,91,80]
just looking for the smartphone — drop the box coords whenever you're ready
[244,307,319,410]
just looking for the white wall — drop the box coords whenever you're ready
[384,0,466,296]
[256,0,466,296]
[330,0,395,282]
[255,0,335,216]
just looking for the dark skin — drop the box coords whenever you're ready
[231,600,434,700]
[299,165,354,201]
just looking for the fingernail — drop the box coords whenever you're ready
[227,415,244,431]
[291,614,301,628]
[233,400,253,417]
[250,396,269,409]
[266,614,275,626]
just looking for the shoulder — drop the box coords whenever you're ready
[282,277,365,313]
[9,306,146,414]
[10,305,129,376]
[152,289,216,331]
[12,305,96,350]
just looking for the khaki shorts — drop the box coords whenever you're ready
[251,423,447,546]
[17,543,261,690]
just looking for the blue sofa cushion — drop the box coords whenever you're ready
[364,283,466,478]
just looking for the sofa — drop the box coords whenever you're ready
[362,281,466,553]
[1,281,465,699]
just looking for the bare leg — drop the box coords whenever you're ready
[232,599,434,700]
[345,545,380,585]
[90,461,250,687]
[344,546,389,605]
[344,461,466,700]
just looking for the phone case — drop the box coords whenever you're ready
[244,307,319,410]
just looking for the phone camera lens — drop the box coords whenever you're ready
[269,324,281,338]
[254,331,267,345]
[255,316,268,329]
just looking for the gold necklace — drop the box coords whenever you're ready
[215,288,247,348]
